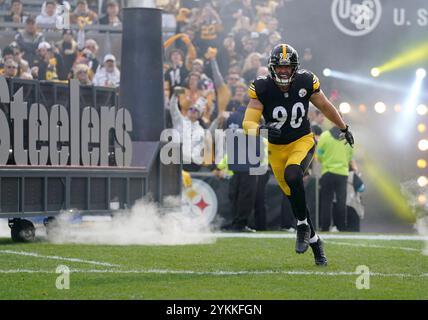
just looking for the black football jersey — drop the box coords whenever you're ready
[248,69,321,144]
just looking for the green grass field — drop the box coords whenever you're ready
[0,233,427,300]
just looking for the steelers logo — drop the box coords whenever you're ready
[299,89,307,98]
[182,178,218,225]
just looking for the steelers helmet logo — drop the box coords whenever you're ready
[299,89,307,97]
[182,178,218,225]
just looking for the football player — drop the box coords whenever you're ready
[242,44,354,266]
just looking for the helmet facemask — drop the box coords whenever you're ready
[268,44,300,87]
[269,63,298,86]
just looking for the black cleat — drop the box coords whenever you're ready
[310,238,328,266]
[295,224,310,254]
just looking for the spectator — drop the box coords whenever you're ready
[2,59,18,78]
[32,41,65,81]
[71,0,98,25]
[256,66,269,77]
[159,0,179,13]
[175,7,191,35]
[56,29,78,79]
[1,46,14,64]
[204,47,232,130]
[86,0,100,13]
[169,87,207,172]
[238,32,260,61]
[92,54,120,88]
[317,123,354,232]
[217,34,239,76]
[192,3,223,56]
[84,39,100,73]
[178,71,214,124]
[32,41,54,80]
[164,48,189,98]
[226,82,246,113]
[99,0,121,26]
[73,63,92,85]
[241,52,262,84]
[4,0,29,23]
[225,70,245,88]
[35,0,59,28]
[18,59,33,79]
[72,47,97,81]
[231,14,252,34]
[190,58,214,92]
[254,8,273,33]
[221,103,264,233]
[219,0,253,32]
[10,42,29,78]
[260,30,282,59]
[15,16,45,66]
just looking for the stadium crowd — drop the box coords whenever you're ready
[0,0,121,86]
[0,0,362,232]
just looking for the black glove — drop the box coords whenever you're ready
[259,123,282,139]
[340,125,354,147]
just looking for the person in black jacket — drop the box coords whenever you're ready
[222,102,265,232]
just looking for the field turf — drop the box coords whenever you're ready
[0,233,427,300]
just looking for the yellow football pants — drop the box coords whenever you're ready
[268,132,316,196]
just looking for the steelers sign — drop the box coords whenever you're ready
[182,179,218,224]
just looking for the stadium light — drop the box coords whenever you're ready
[418,123,426,133]
[418,176,428,187]
[416,104,428,115]
[418,194,427,205]
[418,139,428,151]
[374,42,428,75]
[393,104,401,112]
[395,69,427,142]
[339,102,351,114]
[371,67,380,77]
[358,104,367,113]
[325,69,406,93]
[417,159,427,169]
[323,68,331,77]
[416,68,427,79]
[374,102,386,114]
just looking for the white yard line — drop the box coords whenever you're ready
[215,233,428,241]
[325,240,421,252]
[0,250,119,267]
[0,268,426,278]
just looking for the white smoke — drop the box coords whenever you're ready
[46,197,217,245]
[0,219,10,238]
[400,180,428,255]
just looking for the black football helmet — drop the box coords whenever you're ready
[268,43,300,86]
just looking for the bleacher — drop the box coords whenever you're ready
[0,0,175,66]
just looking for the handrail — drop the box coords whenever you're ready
[0,21,123,32]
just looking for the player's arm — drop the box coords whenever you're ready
[310,90,346,130]
[310,90,355,147]
[243,98,264,136]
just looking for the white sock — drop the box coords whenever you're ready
[297,218,308,226]
[309,234,319,243]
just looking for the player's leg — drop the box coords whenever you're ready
[284,135,327,265]
[284,134,316,253]
[268,136,327,263]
